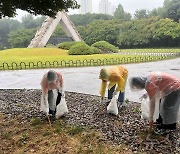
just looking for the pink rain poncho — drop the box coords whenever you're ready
[145,72,180,124]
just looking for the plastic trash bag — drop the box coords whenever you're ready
[55,94,68,119]
[107,95,118,115]
[140,97,150,120]
[140,95,159,121]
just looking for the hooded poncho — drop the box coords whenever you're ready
[99,66,128,97]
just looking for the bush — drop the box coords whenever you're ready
[91,47,102,54]
[58,41,80,50]
[68,43,94,55]
[91,41,119,53]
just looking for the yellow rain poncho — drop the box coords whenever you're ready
[99,66,128,97]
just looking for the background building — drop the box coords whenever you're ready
[78,0,92,14]
[99,0,115,15]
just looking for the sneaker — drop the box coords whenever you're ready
[153,121,162,127]
[154,128,173,135]
[49,109,56,117]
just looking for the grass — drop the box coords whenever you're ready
[0,114,132,154]
[0,48,179,70]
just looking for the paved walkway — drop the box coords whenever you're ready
[0,58,179,102]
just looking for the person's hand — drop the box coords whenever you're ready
[101,97,104,103]
[139,93,148,101]
[149,120,154,127]
[113,91,118,96]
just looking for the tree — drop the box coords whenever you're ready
[0,0,79,19]
[162,0,180,22]
[8,28,36,48]
[70,13,113,26]
[114,4,131,21]
[78,20,121,45]
[134,9,149,19]
[0,18,21,48]
[21,14,38,29]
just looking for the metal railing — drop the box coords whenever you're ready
[0,52,179,71]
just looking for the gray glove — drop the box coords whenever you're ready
[101,97,104,103]
[139,93,148,101]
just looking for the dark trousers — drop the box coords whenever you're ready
[48,90,62,115]
[108,85,125,102]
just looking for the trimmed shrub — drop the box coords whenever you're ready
[91,41,119,53]
[68,43,94,55]
[58,41,81,50]
[91,47,102,54]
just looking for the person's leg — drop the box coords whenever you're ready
[48,90,56,116]
[105,85,116,105]
[154,90,180,135]
[56,91,62,106]
[118,91,125,102]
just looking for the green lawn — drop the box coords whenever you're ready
[0,48,179,70]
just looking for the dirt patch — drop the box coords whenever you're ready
[0,89,179,153]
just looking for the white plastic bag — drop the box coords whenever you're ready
[55,95,68,119]
[140,97,150,120]
[140,96,159,121]
[107,96,118,115]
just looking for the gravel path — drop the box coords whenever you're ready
[0,89,179,153]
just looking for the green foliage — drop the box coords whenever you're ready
[163,0,180,22]
[0,18,21,48]
[91,47,102,54]
[134,9,149,19]
[68,43,94,55]
[70,13,113,26]
[31,118,41,126]
[78,20,121,45]
[67,126,84,136]
[58,41,80,50]
[52,24,66,37]
[117,17,180,48]
[8,28,36,48]
[21,14,46,29]
[114,4,131,21]
[92,41,119,53]
[0,0,80,18]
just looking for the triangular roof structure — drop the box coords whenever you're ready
[28,11,83,48]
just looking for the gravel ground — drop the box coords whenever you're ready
[0,89,179,153]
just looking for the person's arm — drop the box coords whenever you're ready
[149,95,155,126]
[115,76,124,92]
[40,85,49,115]
[99,80,107,98]
[40,75,49,112]
[57,72,64,94]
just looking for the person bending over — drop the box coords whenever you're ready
[129,72,180,135]
[99,65,128,108]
